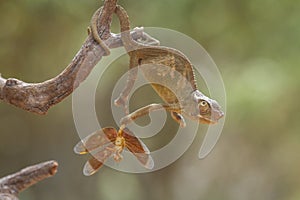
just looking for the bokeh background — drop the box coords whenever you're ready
[1,0,300,199]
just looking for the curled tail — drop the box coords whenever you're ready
[115,5,143,52]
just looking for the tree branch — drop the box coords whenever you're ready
[0,1,159,115]
[0,161,58,200]
[0,1,160,199]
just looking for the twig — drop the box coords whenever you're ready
[0,161,58,200]
[0,1,159,115]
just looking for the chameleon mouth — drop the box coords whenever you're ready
[199,117,217,124]
[199,111,224,124]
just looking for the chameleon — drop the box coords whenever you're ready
[74,5,224,175]
[88,6,111,56]
[113,5,224,127]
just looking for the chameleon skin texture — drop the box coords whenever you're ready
[114,5,223,124]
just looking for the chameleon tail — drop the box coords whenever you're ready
[114,5,144,52]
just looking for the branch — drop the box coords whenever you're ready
[0,160,58,200]
[0,1,159,115]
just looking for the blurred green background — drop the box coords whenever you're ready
[1,0,300,199]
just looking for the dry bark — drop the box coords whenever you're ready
[0,0,159,199]
[0,161,58,200]
[0,0,158,115]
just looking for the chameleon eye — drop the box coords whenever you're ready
[200,101,208,107]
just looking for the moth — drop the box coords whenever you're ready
[74,127,153,176]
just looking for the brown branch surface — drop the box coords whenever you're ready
[0,0,158,115]
[0,1,160,199]
[0,160,58,200]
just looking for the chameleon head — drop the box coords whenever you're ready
[192,90,224,124]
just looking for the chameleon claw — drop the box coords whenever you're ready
[114,96,128,109]
[171,112,186,127]
[114,97,124,107]
[115,99,129,115]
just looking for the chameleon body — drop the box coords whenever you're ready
[74,5,225,175]
[114,5,224,125]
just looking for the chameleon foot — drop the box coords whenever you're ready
[171,112,186,127]
[114,96,129,114]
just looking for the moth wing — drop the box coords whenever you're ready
[83,144,115,176]
[123,128,154,169]
[74,127,117,155]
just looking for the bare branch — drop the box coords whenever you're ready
[0,1,159,115]
[0,160,58,200]
[0,1,160,199]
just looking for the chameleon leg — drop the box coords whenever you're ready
[114,56,139,114]
[171,112,186,127]
[90,7,111,56]
[120,103,180,125]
